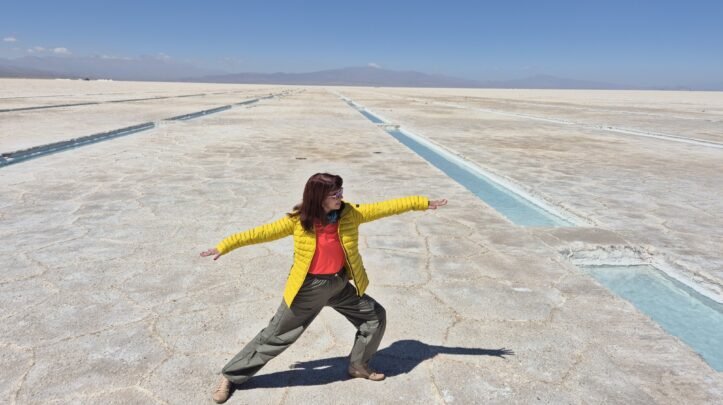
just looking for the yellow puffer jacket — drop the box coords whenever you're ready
[216,196,429,306]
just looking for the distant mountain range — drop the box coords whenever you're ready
[190,67,633,90]
[192,66,485,87]
[0,63,67,79]
[0,55,224,81]
[1,56,719,91]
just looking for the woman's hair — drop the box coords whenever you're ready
[289,173,343,232]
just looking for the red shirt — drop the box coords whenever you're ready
[308,220,346,275]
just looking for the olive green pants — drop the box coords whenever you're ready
[222,271,387,385]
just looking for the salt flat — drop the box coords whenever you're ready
[1,79,721,404]
[338,86,723,298]
[0,79,281,152]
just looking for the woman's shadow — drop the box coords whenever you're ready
[243,339,514,389]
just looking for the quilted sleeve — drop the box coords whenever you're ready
[357,196,429,224]
[216,215,295,255]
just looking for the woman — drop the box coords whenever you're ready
[200,173,447,403]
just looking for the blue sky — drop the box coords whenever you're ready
[1,0,722,86]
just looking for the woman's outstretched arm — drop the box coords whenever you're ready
[200,215,295,260]
[356,196,448,223]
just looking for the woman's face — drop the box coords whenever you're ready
[322,187,343,213]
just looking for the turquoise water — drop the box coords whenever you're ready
[359,109,385,124]
[585,265,723,371]
[386,129,572,226]
[347,102,572,226]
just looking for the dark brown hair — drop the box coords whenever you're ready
[289,173,343,232]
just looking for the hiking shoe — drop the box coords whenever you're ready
[348,363,385,381]
[212,376,233,403]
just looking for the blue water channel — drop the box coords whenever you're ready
[0,122,154,167]
[585,265,723,371]
[347,102,573,227]
[1,97,267,168]
[344,97,722,371]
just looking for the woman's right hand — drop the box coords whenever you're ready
[428,199,448,210]
[200,248,221,261]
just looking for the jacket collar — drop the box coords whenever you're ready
[339,201,349,217]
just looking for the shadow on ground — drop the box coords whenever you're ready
[241,339,514,389]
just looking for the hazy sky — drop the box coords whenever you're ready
[1,0,722,87]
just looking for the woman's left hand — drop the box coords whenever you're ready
[428,199,448,210]
[200,247,222,260]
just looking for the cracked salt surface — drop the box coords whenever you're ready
[339,94,581,227]
[0,94,291,168]
[1,81,722,404]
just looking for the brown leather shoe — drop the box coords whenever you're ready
[212,376,233,403]
[348,363,386,381]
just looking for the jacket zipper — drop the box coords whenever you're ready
[338,222,361,296]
